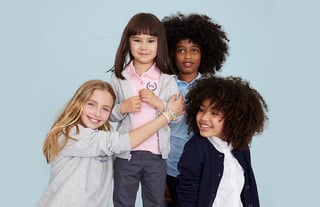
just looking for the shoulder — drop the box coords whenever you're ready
[159,73,178,89]
[187,134,209,144]
[160,73,177,81]
[184,135,222,157]
[184,134,210,151]
[70,125,98,139]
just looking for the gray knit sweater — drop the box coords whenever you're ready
[109,69,179,159]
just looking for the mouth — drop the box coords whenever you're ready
[198,123,211,131]
[88,116,100,124]
[183,62,193,67]
[139,52,150,56]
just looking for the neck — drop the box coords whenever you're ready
[133,61,153,76]
[178,72,198,83]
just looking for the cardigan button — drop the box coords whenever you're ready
[248,204,253,207]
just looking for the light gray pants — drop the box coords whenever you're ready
[113,151,166,207]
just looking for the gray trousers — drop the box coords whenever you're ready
[113,151,166,207]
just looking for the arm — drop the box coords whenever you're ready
[59,94,183,157]
[177,137,203,207]
[128,94,183,148]
[109,73,138,121]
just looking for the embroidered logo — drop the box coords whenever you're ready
[146,81,157,91]
[98,155,109,162]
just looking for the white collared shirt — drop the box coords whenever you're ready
[208,136,245,207]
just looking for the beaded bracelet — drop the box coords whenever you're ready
[166,108,177,121]
[158,111,171,123]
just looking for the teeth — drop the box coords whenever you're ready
[89,118,99,123]
[183,63,192,67]
[200,124,210,128]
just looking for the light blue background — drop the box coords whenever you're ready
[1,0,319,206]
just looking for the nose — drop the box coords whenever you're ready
[140,40,148,49]
[93,108,101,117]
[184,51,191,59]
[201,112,210,121]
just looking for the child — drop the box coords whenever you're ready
[177,75,268,207]
[109,13,180,207]
[161,12,229,206]
[37,80,183,207]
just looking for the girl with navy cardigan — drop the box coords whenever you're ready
[177,75,268,207]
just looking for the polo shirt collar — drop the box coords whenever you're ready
[177,72,201,86]
[126,61,160,80]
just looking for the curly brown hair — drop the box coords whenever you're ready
[162,12,229,74]
[185,74,268,150]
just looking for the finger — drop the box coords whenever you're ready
[169,94,176,102]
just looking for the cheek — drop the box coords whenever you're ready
[152,45,158,53]
[195,113,202,123]
[102,112,111,121]
[194,55,201,66]
[175,54,183,63]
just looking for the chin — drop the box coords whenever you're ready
[199,131,211,138]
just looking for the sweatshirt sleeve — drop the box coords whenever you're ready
[60,126,131,157]
[162,74,183,122]
[109,73,127,122]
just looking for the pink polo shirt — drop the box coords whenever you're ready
[126,61,161,154]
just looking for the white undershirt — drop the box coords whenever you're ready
[208,136,245,207]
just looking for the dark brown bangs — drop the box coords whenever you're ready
[128,14,161,37]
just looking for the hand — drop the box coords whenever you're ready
[120,96,141,114]
[139,89,164,110]
[167,93,184,117]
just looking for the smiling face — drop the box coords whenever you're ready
[174,39,201,83]
[196,99,225,139]
[130,34,158,72]
[80,89,114,129]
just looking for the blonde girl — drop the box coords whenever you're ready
[37,80,183,207]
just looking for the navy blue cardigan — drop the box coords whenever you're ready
[177,134,260,207]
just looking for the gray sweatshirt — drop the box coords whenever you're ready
[37,124,131,207]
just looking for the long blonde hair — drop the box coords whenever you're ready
[42,80,116,163]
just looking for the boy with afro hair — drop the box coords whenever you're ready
[161,12,229,206]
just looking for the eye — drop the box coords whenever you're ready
[130,37,140,42]
[191,48,200,53]
[148,39,156,43]
[211,110,220,116]
[87,102,95,106]
[102,107,110,112]
[176,48,185,54]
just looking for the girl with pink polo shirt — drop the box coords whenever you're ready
[108,13,180,207]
